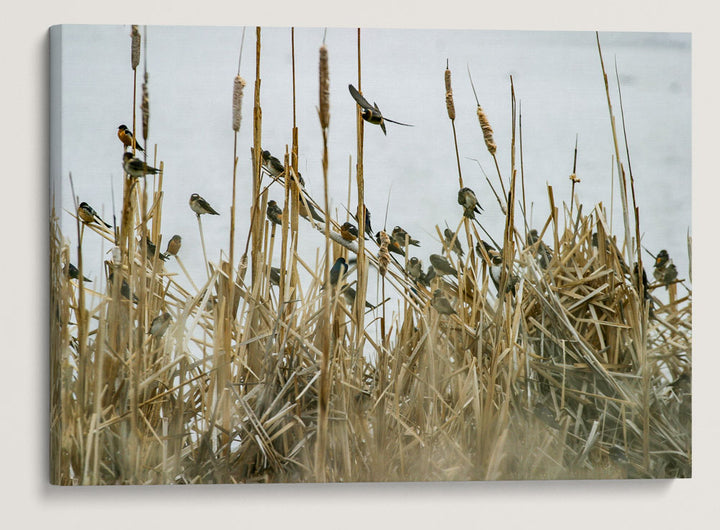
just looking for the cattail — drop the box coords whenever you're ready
[477,105,497,155]
[232,75,246,132]
[131,25,141,70]
[378,231,390,277]
[319,45,330,129]
[444,64,455,121]
[141,72,149,142]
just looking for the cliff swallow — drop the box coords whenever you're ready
[527,229,552,269]
[429,254,458,276]
[108,271,138,303]
[341,285,374,309]
[443,228,464,257]
[348,84,412,135]
[266,200,283,225]
[78,202,111,228]
[421,265,436,286]
[66,263,91,282]
[329,257,348,287]
[269,266,281,286]
[189,193,220,216]
[654,249,670,269]
[117,124,143,151]
[340,222,359,242]
[406,257,423,282]
[662,263,678,287]
[355,203,373,235]
[148,312,172,338]
[376,232,405,256]
[392,226,420,247]
[458,187,483,219]
[299,197,323,222]
[122,152,159,178]
[431,289,456,315]
[164,235,182,257]
[145,237,168,261]
[261,149,304,186]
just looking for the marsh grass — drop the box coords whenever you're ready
[49,27,691,485]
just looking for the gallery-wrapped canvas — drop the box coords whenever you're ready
[49,25,691,485]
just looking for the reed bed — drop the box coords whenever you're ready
[49,27,691,484]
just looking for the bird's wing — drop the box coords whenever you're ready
[348,84,374,110]
[382,117,413,127]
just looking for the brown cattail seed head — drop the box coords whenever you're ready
[232,75,246,132]
[319,45,330,129]
[131,25,141,70]
[477,105,497,155]
[141,74,150,141]
[444,67,455,121]
[378,231,390,277]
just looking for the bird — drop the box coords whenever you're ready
[78,202,111,228]
[269,266,281,286]
[392,226,420,247]
[457,187,483,219]
[662,263,678,288]
[189,193,220,216]
[431,289,456,315]
[145,237,168,261]
[526,229,552,269]
[328,257,348,288]
[117,124,143,151]
[266,200,283,225]
[108,271,138,303]
[340,222,359,242]
[164,235,182,257]
[429,254,458,276]
[406,257,423,282]
[122,152,159,178]
[299,196,323,222]
[376,232,405,256]
[443,228,464,257]
[355,203,373,235]
[341,285,374,309]
[65,263,91,282]
[476,240,495,257]
[633,263,651,298]
[348,84,412,135]
[654,249,670,269]
[148,312,172,338]
[421,265,436,286]
[488,252,519,296]
[261,149,305,186]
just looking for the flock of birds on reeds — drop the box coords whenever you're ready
[64,83,681,340]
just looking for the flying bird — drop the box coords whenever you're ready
[348,84,412,135]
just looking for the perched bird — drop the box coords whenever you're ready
[148,312,172,338]
[108,271,138,303]
[431,289,456,316]
[341,285,375,309]
[189,193,220,216]
[526,229,552,269]
[488,252,518,296]
[329,257,348,287]
[145,237,168,261]
[122,152,159,178]
[66,263,91,282]
[164,235,182,257]
[406,257,423,282]
[78,202,111,228]
[299,196,323,222]
[654,249,670,269]
[429,254,458,276]
[443,228,464,257]
[392,226,420,247]
[348,84,412,135]
[269,266,281,286]
[340,222,359,242]
[117,124,143,151]
[356,203,373,235]
[266,200,283,225]
[421,265,436,286]
[376,232,405,256]
[662,263,678,288]
[476,240,495,257]
[457,187,483,219]
[261,149,305,186]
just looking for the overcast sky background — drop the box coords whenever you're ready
[54,26,690,309]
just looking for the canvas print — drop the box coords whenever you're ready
[49,25,691,484]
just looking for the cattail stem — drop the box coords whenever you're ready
[197,214,210,279]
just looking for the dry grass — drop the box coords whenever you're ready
[49,27,691,485]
